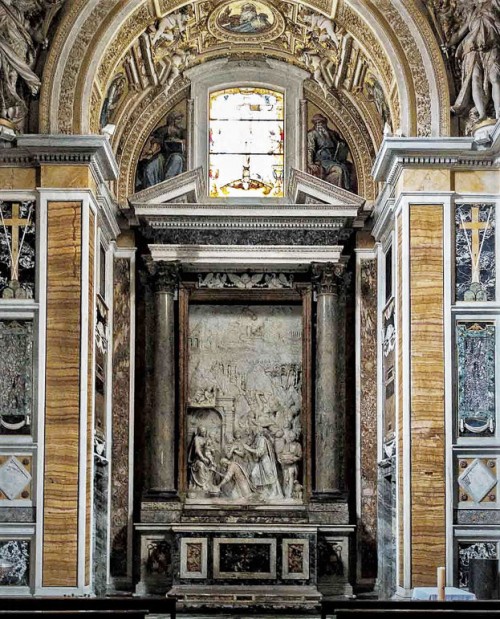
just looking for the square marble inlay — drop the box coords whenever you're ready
[458,458,496,503]
[0,456,31,500]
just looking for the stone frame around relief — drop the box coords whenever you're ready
[180,537,208,579]
[178,282,313,504]
[213,537,277,580]
[282,538,309,580]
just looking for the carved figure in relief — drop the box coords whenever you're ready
[276,424,302,499]
[300,49,330,98]
[300,8,339,48]
[188,426,217,493]
[151,8,190,47]
[244,430,283,499]
[307,114,352,190]
[449,0,500,121]
[0,0,42,125]
[216,457,255,499]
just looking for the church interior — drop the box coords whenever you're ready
[0,0,500,613]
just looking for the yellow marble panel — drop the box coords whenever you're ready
[43,201,82,587]
[397,213,404,588]
[453,171,500,195]
[409,204,445,587]
[40,165,97,191]
[0,167,37,190]
[396,169,451,195]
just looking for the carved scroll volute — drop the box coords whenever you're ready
[311,262,345,295]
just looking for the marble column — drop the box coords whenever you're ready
[312,262,345,499]
[149,261,180,497]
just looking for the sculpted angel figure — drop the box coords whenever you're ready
[151,9,190,47]
[300,8,339,48]
[449,0,500,122]
[0,0,43,123]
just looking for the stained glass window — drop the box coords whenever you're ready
[209,87,284,198]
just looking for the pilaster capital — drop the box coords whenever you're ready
[146,258,181,294]
[311,262,345,295]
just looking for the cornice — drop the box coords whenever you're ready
[2,135,119,183]
[372,124,500,185]
[148,244,345,270]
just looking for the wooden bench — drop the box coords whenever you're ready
[322,600,500,619]
[0,597,176,619]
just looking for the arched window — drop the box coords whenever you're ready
[208,87,284,198]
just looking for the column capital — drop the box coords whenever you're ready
[147,259,181,294]
[311,262,345,295]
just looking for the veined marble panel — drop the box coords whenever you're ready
[458,541,497,589]
[187,304,303,505]
[0,540,29,586]
[0,321,33,437]
[456,204,495,302]
[456,322,495,437]
[0,201,36,300]
[0,456,32,501]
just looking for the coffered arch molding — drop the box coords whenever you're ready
[40,0,451,139]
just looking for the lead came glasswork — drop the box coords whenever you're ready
[456,204,495,302]
[209,87,284,198]
[456,321,495,437]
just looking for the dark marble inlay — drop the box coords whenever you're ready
[145,227,351,246]
[457,322,495,436]
[459,541,497,589]
[456,204,495,302]
[0,201,36,299]
[219,542,271,574]
[0,507,35,523]
[110,258,131,578]
[0,321,33,436]
[288,543,304,573]
[0,540,29,586]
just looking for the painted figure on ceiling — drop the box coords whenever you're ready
[307,114,353,191]
[219,2,272,34]
[136,110,186,191]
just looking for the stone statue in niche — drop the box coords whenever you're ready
[307,114,353,191]
[135,109,187,191]
[448,0,500,123]
[187,304,303,505]
[0,0,64,130]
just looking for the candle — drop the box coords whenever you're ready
[437,566,446,601]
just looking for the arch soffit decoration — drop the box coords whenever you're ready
[39,0,450,202]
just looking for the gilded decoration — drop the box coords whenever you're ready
[207,1,285,43]
[39,0,452,141]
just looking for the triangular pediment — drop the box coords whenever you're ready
[288,168,365,208]
[129,168,205,206]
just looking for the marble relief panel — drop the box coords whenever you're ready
[456,204,495,302]
[187,304,303,505]
[0,321,33,436]
[456,322,495,437]
[0,540,29,586]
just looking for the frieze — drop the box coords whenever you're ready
[198,272,294,289]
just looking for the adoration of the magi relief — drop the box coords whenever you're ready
[187,304,303,504]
